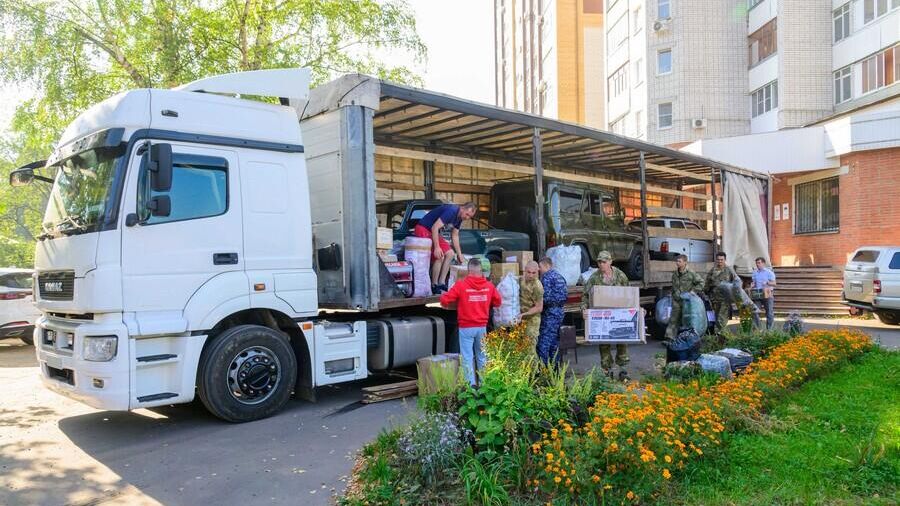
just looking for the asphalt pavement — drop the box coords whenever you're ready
[1,317,897,506]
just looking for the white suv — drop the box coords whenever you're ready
[842,247,900,325]
[0,268,39,344]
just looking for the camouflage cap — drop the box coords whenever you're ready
[596,250,613,262]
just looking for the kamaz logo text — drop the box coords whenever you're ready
[44,282,64,292]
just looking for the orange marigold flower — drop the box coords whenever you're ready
[662,468,672,480]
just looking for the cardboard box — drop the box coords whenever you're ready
[583,308,645,344]
[378,251,398,263]
[376,227,394,250]
[590,285,640,309]
[490,262,520,284]
[502,250,534,271]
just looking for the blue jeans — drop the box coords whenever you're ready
[458,327,487,386]
[752,297,775,330]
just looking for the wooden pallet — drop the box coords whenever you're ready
[361,380,418,404]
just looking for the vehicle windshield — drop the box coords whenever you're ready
[42,147,123,237]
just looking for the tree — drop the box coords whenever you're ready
[0,0,426,266]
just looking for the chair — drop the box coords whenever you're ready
[558,325,578,363]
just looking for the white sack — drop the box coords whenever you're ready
[547,245,582,286]
[493,273,520,327]
[404,236,433,297]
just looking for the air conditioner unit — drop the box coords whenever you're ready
[652,19,670,32]
[692,118,707,129]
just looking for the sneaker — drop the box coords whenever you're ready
[618,370,629,382]
[432,284,447,295]
[604,369,614,380]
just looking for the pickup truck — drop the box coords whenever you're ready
[377,199,530,262]
[842,246,900,325]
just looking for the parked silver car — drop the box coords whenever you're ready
[0,268,39,345]
[842,246,900,325]
[626,217,714,263]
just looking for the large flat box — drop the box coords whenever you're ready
[583,308,645,344]
[590,285,640,309]
[490,262,520,284]
[502,250,534,271]
[376,227,394,250]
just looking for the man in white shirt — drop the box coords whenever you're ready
[751,257,777,330]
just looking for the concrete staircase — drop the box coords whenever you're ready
[772,266,847,316]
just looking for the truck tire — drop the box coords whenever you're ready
[875,311,900,326]
[624,248,644,280]
[197,324,297,422]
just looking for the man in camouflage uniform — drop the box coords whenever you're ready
[581,251,631,380]
[666,254,705,339]
[705,252,740,334]
[537,256,568,366]
[518,261,544,345]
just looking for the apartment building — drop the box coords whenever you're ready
[494,0,606,128]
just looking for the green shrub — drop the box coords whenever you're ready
[459,450,511,506]
[458,363,536,449]
[396,412,472,485]
[702,329,793,358]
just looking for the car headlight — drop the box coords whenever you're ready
[83,336,118,362]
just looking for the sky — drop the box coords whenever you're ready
[399,0,495,104]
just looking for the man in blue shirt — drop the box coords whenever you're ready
[537,256,568,366]
[413,202,477,294]
[751,257,777,329]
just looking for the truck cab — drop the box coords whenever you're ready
[12,70,373,422]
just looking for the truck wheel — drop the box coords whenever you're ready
[624,249,644,280]
[197,324,297,422]
[875,311,900,326]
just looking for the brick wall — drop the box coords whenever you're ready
[771,147,900,266]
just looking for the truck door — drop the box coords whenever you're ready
[121,143,244,329]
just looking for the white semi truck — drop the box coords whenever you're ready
[12,68,767,422]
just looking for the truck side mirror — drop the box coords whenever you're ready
[148,195,171,217]
[9,160,52,187]
[149,144,173,192]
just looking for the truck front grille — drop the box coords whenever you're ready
[38,271,75,301]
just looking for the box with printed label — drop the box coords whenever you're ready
[590,285,639,309]
[490,263,520,284]
[583,308,645,344]
[376,227,394,250]
[502,250,534,271]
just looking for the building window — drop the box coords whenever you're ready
[833,3,851,43]
[794,177,839,234]
[751,81,778,117]
[608,64,629,99]
[658,0,671,19]
[634,110,644,137]
[658,102,673,129]
[861,45,897,94]
[607,12,629,51]
[863,0,899,24]
[634,58,644,85]
[633,6,642,33]
[749,18,777,67]
[657,49,672,74]
[748,0,764,9]
[834,66,852,104]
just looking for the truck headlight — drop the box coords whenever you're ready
[83,336,118,362]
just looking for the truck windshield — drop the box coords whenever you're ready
[42,147,123,237]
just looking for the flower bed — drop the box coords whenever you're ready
[341,328,873,506]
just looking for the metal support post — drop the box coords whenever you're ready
[711,168,720,257]
[423,160,435,199]
[638,152,650,286]
[532,128,546,258]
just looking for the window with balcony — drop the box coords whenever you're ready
[634,58,644,85]
[834,66,852,104]
[657,49,672,74]
[794,177,839,234]
[863,0,899,24]
[658,0,671,19]
[658,102,673,129]
[834,3,851,43]
[634,6,643,33]
[861,45,898,94]
[749,19,777,67]
[634,110,644,137]
[748,0,764,8]
[751,80,778,117]
[607,12,629,51]
[608,64,629,99]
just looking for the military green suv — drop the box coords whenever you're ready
[489,179,644,279]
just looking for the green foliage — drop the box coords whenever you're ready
[417,357,467,414]
[459,450,511,506]
[458,364,536,449]
[702,329,792,358]
[666,350,900,505]
[0,0,426,264]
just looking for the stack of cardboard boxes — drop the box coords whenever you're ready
[582,286,645,344]
[376,227,397,262]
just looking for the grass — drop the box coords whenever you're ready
[664,349,900,505]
